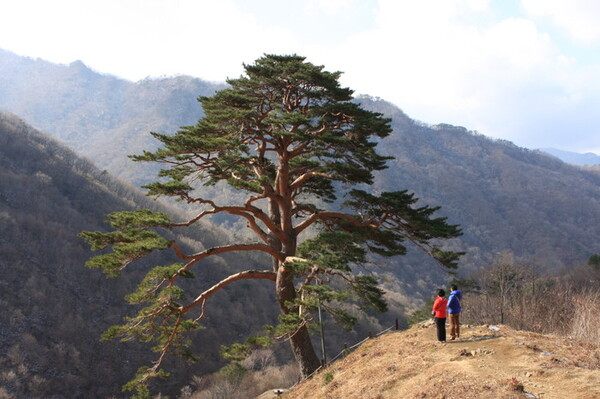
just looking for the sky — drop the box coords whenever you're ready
[1,0,599,154]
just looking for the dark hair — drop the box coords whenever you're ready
[437,289,445,297]
[451,284,458,291]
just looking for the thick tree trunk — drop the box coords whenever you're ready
[276,268,321,378]
[288,319,322,378]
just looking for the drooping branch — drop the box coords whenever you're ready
[170,209,217,228]
[137,269,277,387]
[181,270,277,314]
[226,206,283,243]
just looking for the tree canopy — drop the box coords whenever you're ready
[80,54,462,397]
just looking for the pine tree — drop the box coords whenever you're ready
[80,54,462,396]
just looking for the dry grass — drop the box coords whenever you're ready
[187,363,300,399]
[282,323,600,399]
[570,291,600,345]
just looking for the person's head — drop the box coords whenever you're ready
[437,289,445,297]
[451,284,458,291]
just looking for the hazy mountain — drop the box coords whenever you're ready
[539,147,600,166]
[359,99,600,273]
[1,49,599,284]
[0,48,225,186]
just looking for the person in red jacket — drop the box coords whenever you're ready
[432,289,448,343]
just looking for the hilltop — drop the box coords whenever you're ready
[281,323,600,399]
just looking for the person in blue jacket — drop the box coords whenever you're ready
[447,284,462,340]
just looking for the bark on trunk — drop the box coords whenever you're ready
[276,268,321,378]
[289,319,322,378]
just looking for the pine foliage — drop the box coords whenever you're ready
[81,54,462,396]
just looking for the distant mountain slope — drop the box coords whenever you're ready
[539,147,600,166]
[0,112,280,398]
[282,323,600,399]
[1,49,599,292]
[355,97,600,275]
[0,48,225,186]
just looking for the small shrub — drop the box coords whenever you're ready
[322,371,334,386]
[217,362,247,385]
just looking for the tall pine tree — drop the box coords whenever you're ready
[80,54,462,395]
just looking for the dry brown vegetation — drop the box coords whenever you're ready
[178,350,300,399]
[460,258,600,341]
[281,323,600,399]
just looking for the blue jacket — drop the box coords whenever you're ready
[447,290,462,314]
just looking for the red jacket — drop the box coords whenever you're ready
[432,296,448,318]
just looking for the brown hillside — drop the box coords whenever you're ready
[281,323,600,399]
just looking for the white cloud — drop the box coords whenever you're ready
[521,0,600,44]
[314,0,354,14]
[311,0,600,152]
[0,0,297,81]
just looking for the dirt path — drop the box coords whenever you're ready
[281,323,600,399]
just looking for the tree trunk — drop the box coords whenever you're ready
[289,318,322,378]
[276,268,321,378]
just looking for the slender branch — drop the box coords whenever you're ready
[216,205,282,240]
[148,312,184,376]
[226,209,273,244]
[171,241,284,263]
[170,197,284,244]
[181,270,277,313]
[170,209,216,227]
[293,211,375,236]
[289,171,333,192]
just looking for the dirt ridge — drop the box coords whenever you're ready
[280,323,600,399]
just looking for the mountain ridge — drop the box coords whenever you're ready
[357,97,600,275]
[2,48,599,291]
[0,49,600,295]
[0,48,225,186]
[539,147,600,166]
[0,111,158,398]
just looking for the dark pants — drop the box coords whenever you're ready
[435,317,446,342]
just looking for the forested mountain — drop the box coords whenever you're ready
[358,98,600,274]
[1,48,599,288]
[0,112,284,398]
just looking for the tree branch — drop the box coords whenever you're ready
[181,270,277,313]
[171,242,284,263]
[293,211,374,236]
[290,171,334,192]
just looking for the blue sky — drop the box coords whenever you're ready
[1,0,599,154]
